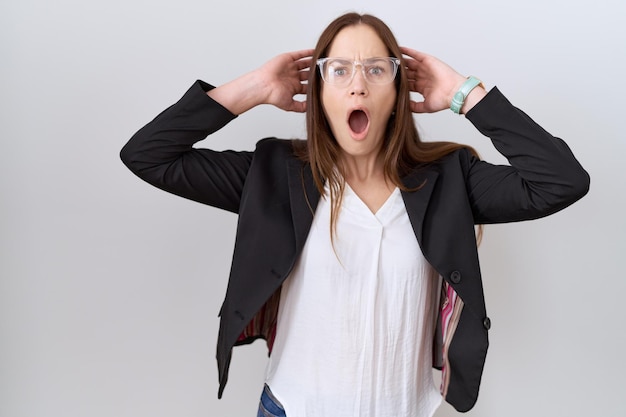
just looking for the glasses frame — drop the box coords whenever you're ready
[316,57,401,86]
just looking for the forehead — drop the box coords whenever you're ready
[327,24,388,58]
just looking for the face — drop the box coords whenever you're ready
[321,24,397,162]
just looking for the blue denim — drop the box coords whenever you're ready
[257,384,286,417]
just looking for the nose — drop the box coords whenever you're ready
[349,68,368,96]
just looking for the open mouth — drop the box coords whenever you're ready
[348,109,369,136]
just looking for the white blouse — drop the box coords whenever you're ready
[265,183,442,417]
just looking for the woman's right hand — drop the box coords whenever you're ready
[256,49,313,112]
[207,49,313,115]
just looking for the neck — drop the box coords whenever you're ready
[341,152,385,184]
[339,151,395,214]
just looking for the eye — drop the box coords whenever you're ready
[332,67,348,77]
[328,60,351,78]
[365,59,391,78]
[367,65,385,77]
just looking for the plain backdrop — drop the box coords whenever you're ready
[1,0,625,416]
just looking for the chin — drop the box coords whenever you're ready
[337,138,382,159]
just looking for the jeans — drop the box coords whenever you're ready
[257,384,286,417]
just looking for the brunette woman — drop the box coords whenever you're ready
[121,12,589,417]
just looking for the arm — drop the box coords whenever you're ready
[120,50,313,213]
[463,90,589,223]
[120,81,251,213]
[401,47,589,222]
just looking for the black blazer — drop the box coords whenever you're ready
[121,80,589,412]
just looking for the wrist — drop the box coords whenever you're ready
[460,85,487,114]
[207,71,266,115]
[450,76,484,114]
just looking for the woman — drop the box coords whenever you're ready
[121,12,589,417]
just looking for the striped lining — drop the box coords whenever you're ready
[439,282,464,397]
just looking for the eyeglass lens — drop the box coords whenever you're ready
[321,58,398,85]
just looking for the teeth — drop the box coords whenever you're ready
[349,110,368,134]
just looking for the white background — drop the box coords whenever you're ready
[1,0,625,416]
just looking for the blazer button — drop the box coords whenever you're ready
[483,317,491,330]
[450,270,462,284]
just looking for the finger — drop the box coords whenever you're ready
[297,81,308,94]
[289,99,306,113]
[402,55,418,70]
[296,57,313,71]
[403,57,422,73]
[410,100,428,114]
[400,47,428,61]
[290,49,315,62]
[403,60,415,71]
[297,63,310,73]
[405,68,418,81]
[299,70,310,81]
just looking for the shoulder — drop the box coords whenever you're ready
[424,147,478,176]
[254,138,305,160]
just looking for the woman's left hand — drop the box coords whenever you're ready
[401,47,486,114]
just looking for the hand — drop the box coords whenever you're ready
[255,49,313,113]
[401,47,485,114]
[207,49,313,115]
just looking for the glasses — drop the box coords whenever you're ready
[316,57,400,86]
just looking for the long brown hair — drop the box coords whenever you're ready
[300,13,479,237]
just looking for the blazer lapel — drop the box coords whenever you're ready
[400,168,439,244]
[286,158,320,254]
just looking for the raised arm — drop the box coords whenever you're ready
[400,47,589,222]
[120,50,313,212]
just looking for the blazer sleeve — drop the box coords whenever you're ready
[462,87,590,224]
[120,80,253,213]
